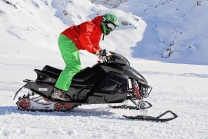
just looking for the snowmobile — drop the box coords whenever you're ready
[14,50,178,122]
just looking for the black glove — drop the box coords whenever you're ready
[98,49,107,57]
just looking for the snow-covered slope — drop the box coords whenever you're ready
[91,0,208,63]
[1,0,207,63]
[0,0,146,58]
[0,0,66,53]
[117,0,208,63]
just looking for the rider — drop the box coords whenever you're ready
[52,13,120,101]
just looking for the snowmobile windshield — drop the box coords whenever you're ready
[109,53,130,65]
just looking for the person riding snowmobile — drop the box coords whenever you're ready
[51,13,120,101]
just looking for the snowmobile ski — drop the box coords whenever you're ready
[123,110,178,122]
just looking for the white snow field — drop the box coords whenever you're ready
[0,46,208,139]
[0,0,208,138]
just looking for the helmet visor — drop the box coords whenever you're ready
[107,22,116,31]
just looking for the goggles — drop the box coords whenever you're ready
[106,22,116,31]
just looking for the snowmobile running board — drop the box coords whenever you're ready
[123,110,178,122]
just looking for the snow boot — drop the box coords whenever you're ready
[51,88,71,101]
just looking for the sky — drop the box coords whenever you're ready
[0,0,208,139]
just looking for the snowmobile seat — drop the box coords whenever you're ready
[42,65,62,76]
[34,69,57,83]
[40,65,98,83]
[72,67,96,82]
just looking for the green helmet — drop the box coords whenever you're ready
[101,14,120,35]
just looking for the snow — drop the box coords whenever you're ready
[0,0,208,138]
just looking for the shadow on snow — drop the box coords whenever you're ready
[0,106,121,119]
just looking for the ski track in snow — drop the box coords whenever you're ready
[0,55,208,139]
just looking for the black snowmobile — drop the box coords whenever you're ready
[14,50,177,122]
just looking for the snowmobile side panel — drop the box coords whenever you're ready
[99,64,148,85]
[87,96,106,103]
[30,65,109,103]
[88,72,128,104]
[24,81,54,99]
[67,85,91,102]
[64,65,107,102]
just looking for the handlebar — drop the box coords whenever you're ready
[99,50,114,63]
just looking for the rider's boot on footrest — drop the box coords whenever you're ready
[51,88,70,101]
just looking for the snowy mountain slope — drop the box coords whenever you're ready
[117,0,208,62]
[92,0,208,63]
[0,0,66,53]
[1,0,208,63]
[0,0,146,58]
[90,0,129,8]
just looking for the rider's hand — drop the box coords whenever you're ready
[95,49,106,59]
[95,49,101,56]
[98,49,107,59]
[98,49,106,56]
